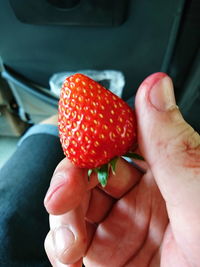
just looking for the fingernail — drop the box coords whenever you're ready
[149,75,177,111]
[53,226,75,255]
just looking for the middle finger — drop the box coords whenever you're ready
[49,205,87,265]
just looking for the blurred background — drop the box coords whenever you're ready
[0,0,199,167]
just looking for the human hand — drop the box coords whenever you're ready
[44,73,200,267]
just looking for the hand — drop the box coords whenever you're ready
[44,73,200,267]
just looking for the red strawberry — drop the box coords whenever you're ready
[58,73,139,186]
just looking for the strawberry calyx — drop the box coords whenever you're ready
[88,152,144,187]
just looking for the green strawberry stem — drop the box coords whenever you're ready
[110,157,118,175]
[88,152,144,187]
[97,164,109,187]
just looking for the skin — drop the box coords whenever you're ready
[44,73,200,267]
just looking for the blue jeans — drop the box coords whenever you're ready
[0,125,64,266]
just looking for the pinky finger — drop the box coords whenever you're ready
[44,231,83,267]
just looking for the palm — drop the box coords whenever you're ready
[83,170,188,267]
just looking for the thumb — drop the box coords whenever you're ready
[135,72,200,262]
[135,72,200,204]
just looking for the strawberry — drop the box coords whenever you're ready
[58,73,140,186]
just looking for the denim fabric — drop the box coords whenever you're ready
[18,124,59,147]
[0,130,64,266]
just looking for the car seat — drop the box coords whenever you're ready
[0,0,199,136]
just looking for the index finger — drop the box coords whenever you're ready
[44,157,88,215]
[44,155,144,215]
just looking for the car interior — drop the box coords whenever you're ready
[0,0,199,144]
[0,1,199,266]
